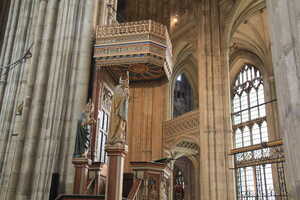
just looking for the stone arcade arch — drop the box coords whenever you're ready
[173,156,196,200]
[170,44,198,119]
[165,139,200,200]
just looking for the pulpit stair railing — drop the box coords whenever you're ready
[127,179,142,200]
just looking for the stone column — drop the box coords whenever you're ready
[197,0,235,199]
[105,144,128,200]
[266,0,300,199]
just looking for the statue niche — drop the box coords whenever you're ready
[108,72,129,145]
[73,100,96,158]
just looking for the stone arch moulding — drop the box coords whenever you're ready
[229,49,268,87]
[166,137,200,161]
[223,0,266,51]
[169,53,198,118]
[168,138,200,200]
[173,155,198,200]
[171,136,199,149]
[172,71,195,118]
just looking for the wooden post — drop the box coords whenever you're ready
[105,144,128,200]
[72,158,91,194]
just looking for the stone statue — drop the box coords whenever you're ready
[16,101,24,116]
[73,100,96,158]
[108,72,129,145]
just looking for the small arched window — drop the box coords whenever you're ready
[173,73,193,118]
[96,87,112,163]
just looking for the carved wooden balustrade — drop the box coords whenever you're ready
[94,20,173,82]
[163,110,200,144]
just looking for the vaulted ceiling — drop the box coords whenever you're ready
[230,8,271,65]
[221,0,274,82]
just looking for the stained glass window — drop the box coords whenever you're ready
[173,73,193,118]
[96,87,112,163]
[232,64,275,199]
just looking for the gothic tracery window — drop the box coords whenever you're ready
[232,64,276,199]
[173,73,193,118]
[232,64,268,147]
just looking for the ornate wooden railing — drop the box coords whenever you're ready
[127,179,142,200]
[163,110,199,140]
[96,20,170,40]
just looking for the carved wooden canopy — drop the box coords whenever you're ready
[94,20,173,82]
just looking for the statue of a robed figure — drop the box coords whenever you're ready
[104,72,130,200]
[73,100,96,158]
[108,72,129,145]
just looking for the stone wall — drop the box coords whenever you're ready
[0,0,96,199]
[266,0,300,198]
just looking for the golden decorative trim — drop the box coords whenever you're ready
[230,139,283,155]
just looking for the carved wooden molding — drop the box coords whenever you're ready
[96,20,169,40]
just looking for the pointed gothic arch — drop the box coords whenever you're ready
[173,73,194,118]
[173,156,196,200]
[170,44,198,118]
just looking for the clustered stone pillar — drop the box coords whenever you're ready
[197,0,235,199]
[0,0,96,199]
[266,0,300,199]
